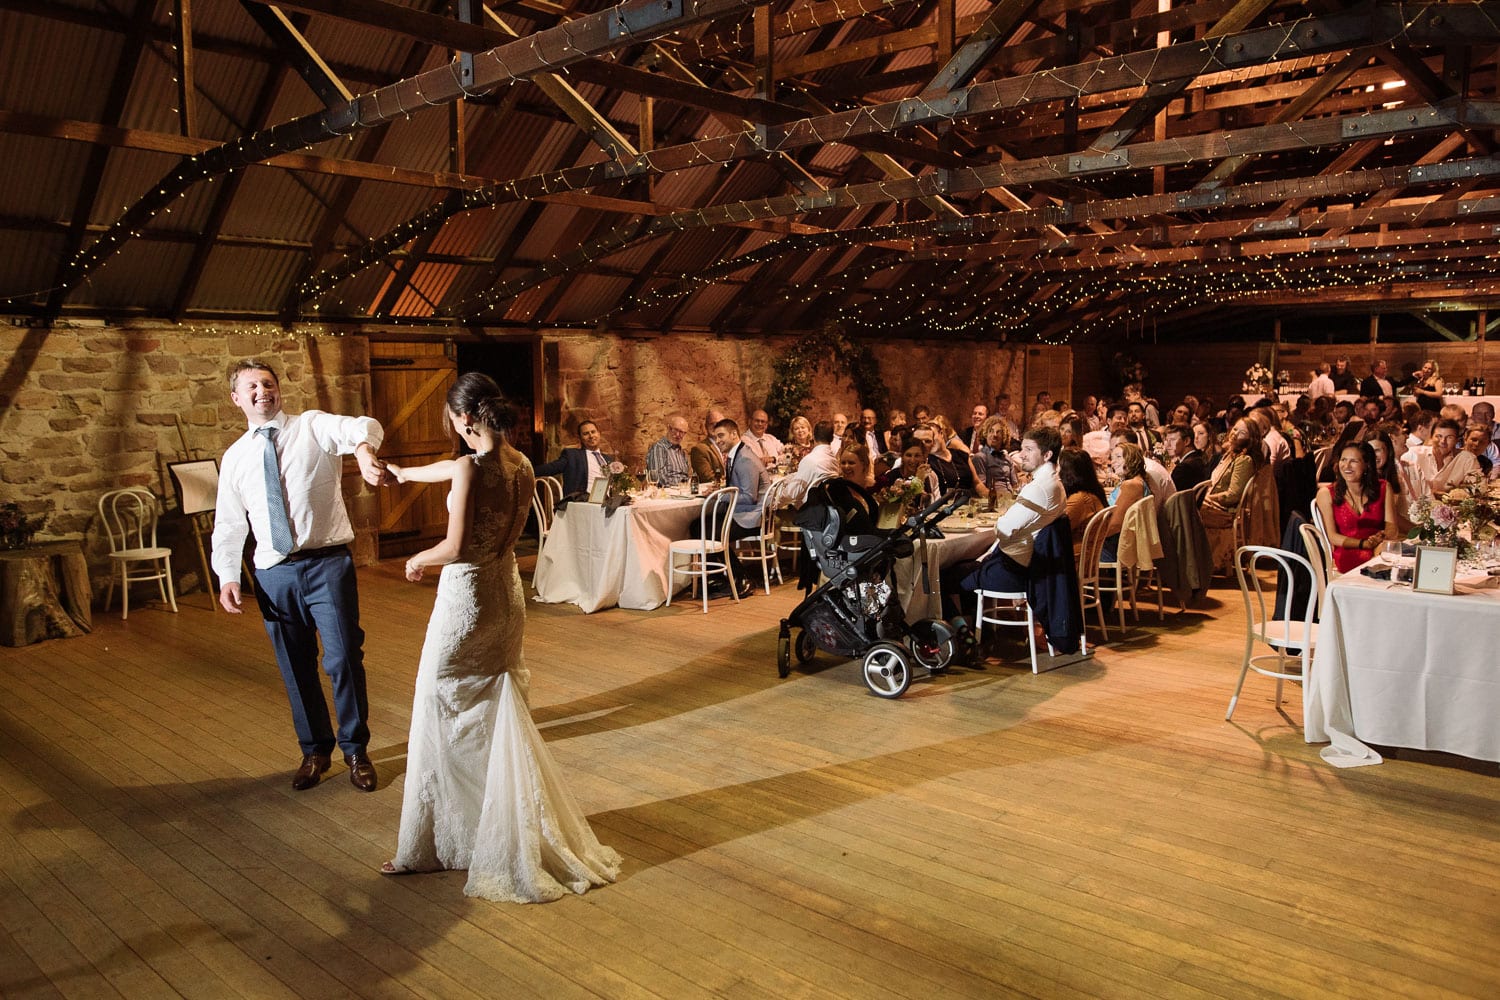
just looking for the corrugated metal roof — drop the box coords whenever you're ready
[189,245,304,313]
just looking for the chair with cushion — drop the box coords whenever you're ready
[98,487,179,620]
[666,486,739,613]
[1227,545,1318,721]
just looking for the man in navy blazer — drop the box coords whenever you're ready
[536,420,613,496]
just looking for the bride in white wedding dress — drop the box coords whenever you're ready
[382,373,620,902]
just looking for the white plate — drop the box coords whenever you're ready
[942,519,978,534]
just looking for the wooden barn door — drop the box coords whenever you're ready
[369,341,457,559]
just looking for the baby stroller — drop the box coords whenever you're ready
[776,484,968,698]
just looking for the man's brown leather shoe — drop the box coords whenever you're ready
[292,753,331,791]
[345,752,377,792]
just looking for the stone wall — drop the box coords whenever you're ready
[542,332,1035,465]
[0,321,379,601]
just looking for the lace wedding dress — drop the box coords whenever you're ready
[391,449,621,902]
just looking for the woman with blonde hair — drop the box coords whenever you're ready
[1412,358,1444,413]
[1100,440,1151,563]
[1200,418,1266,571]
[783,415,815,466]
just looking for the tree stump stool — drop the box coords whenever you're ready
[0,541,93,646]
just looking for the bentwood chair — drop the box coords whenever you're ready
[1077,506,1113,645]
[736,478,798,594]
[1227,545,1318,722]
[531,477,559,552]
[98,487,179,620]
[1298,521,1336,612]
[667,486,739,613]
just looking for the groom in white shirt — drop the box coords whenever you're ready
[211,359,389,793]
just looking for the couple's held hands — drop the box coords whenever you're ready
[356,444,394,487]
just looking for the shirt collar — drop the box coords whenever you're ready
[249,411,289,433]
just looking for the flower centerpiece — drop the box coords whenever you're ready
[0,502,43,550]
[1242,362,1273,393]
[875,475,926,522]
[606,461,638,498]
[1407,473,1500,557]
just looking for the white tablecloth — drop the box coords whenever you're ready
[533,495,704,613]
[893,524,997,622]
[1305,571,1500,767]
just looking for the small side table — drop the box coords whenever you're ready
[0,541,93,646]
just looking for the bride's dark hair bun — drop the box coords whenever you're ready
[447,372,513,435]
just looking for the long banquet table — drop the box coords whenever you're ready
[532,494,704,613]
[1305,569,1500,768]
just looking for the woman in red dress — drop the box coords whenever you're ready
[1315,441,1397,573]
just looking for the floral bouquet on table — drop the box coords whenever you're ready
[875,474,926,524]
[603,461,639,513]
[1242,362,1273,393]
[1408,472,1500,558]
[0,502,43,550]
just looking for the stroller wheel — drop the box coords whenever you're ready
[862,642,912,698]
[909,618,957,672]
[776,632,792,678]
[795,629,817,664]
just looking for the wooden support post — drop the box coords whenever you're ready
[1368,313,1379,365]
[173,0,197,137]
[449,97,466,175]
[1479,308,1488,381]
[754,6,774,101]
[1271,317,1281,376]
[936,0,955,65]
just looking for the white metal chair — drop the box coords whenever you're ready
[1227,545,1318,721]
[974,587,1046,673]
[98,487,178,620]
[666,486,739,613]
[1096,496,1164,631]
[1309,500,1331,550]
[1077,505,1113,645]
[735,478,794,594]
[771,476,811,570]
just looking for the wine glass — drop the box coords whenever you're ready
[1381,540,1402,565]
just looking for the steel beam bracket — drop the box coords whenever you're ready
[895,90,969,128]
[610,0,683,40]
[1341,106,1453,139]
[1068,150,1130,175]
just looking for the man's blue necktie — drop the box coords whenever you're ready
[259,425,295,555]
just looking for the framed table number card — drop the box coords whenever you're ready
[587,476,610,504]
[1413,545,1458,595]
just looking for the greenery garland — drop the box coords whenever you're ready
[765,323,890,436]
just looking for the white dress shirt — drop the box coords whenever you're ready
[212,410,383,582]
[991,460,1065,567]
[795,442,840,486]
[1143,457,1177,501]
[1307,373,1337,400]
[740,431,782,466]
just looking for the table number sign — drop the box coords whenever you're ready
[1413,545,1458,595]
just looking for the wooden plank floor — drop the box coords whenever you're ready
[3,547,1498,999]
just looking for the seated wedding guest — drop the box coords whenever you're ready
[831,412,849,451]
[1080,395,1103,431]
[873,451,896,485]
[913,424,962,493]
[969,416,1018,500]
[883,409,908,452]
[880,434,934,498]
[1329,398,1356,432]
[1192,420,1220,478]
[1125,401,1157,450]
[536,419,612,496]
[1247,404,1290,472]
[1165,402,1193,429]
[1315,441,1396,573]
[1360,358,1395,400]
[1058,448,1107,554]
[782,415,816,467]
[1473,400,1500,446]
[825,443,880,532]
[645,414,692,486]
[935,414,970,457]
[1464,424,1496,477]
[939,426,1066,625]
[1356,397,1384,431]
[1083,403,1127,466]
[958,404,988,451]
[690,408,727,482]
[1271,402,1306,459]
[1411,359,1445,413]
[1331,354,1359,392]
[1111,430,1175,500]
[795,420,841,486]
[1403,409,1435,453]
[910,403,932,425]
[1201,418,1265,571]
[1307,361,1336,401]
[1101,441,1152,563]
[741,409,783,466]
[838,442,877,492]
[1411,418,1480,497]
[856,408,884,456]
[1165,424,1209,491]
[1368,430,1412,531]
[1057,412,1088,450]
[702,417,767,598]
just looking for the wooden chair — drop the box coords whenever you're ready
[1076,506,1113,645]
[98,487,178,620]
